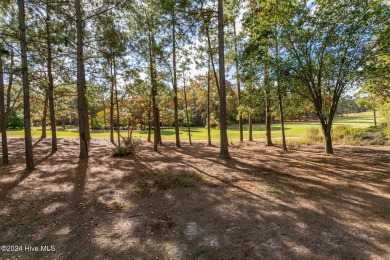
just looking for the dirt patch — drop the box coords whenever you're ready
[0,138,389,259]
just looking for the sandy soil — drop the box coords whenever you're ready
[0,138,389,259]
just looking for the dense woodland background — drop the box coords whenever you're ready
[0,0,389,170]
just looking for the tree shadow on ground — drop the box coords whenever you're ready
[0,169,30,200]
[0,139,389,259]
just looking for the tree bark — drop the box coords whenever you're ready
[265,89,273,147]
[46,0,57,152]
[0,52,8,164]
[249,114,253,141]
[264,39,273,146]
[205,25,220,97]
[275,28,286,150]
[207,54,211,146]
[129,119,134,142]
[75,0,89,159]
[218,0,230,158]
[41,93,48,138]
[373,109,377,127]
[18,0,35,170]
[147,94,151,142]
[151,84,158,151]
[157,107,162,145]
[172,9,180,148]
[113,57,120,147]
[233,15,243,143]
[109,58,115,144]
[1,49,14,164]
[278,91,287,150]
[103,92,106,129]
[148,24,160,151]
[183,74,192,145]
[322,124,333,154]
[6,50,14,121]
[152,32,162,146]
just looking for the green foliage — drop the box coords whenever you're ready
[112,138,143,156]
[332,125,354,140]
[353,127,387,145]
[305,127,323,144]
[91,122,103,130]
[7,111,24,129]
[112,146,128,156]
[378,102,390,124]
[237,105,255,120]
[336,96,362,115]
[332,125,387,145]
[383,125,390,138]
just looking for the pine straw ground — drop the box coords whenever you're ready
[0,138,389,260]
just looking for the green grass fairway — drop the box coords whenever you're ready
[5,111,379,143]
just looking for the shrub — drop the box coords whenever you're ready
[91,122,102,130]
[305,127,322,144]
[286,139,305,148]
[333,125,387,145]
[353,130,386,145]
[332,125,354,141]
[379,102,390,124]
[112,138,143,156]
[7,111,24,129]
[112,146,127,156]
[383,125,390,137]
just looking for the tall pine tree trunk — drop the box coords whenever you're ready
[264,39,273,146]
[46,0,57,152]
[207,55,211,146]
[265,93,273,146]
[109,58,115,144]
[275,29,286,150]
[0,52,8,164]
[277,91,286,150]
[41,93,48,138]
[75,0,89,159]
[249,114,253,141]
[18,0,34,170]
[218,0,230,158]
[113,58,120,147]
[172,10,180,148]
[205,25,220,96]
[148,25,160,151]
[147,94,151,142]
[183,74,192,145]
[151,82,158,151]
[233,15,243,143]
[103,93,106,129]
[157,107,162,145]
[6,50,14,121]
[152,32,162,146]
[1,49,14,164]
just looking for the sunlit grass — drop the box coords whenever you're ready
[5,111,380,143]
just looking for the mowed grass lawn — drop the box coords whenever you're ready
[6,111,379,143]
